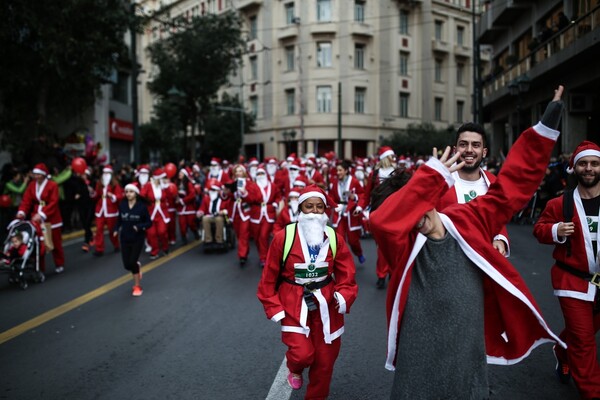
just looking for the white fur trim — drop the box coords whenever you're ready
[425,158,455,188]
[552,223,567,244]
[379,149,395,160]
[298,191,326,205]
[573,149,600,165]
[271,311,285,322]
[32,168,47,176]
[533,122,560,141]
[334,292,347,314]
[124,184,140,195]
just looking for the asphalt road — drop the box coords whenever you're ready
[0,224,596,400]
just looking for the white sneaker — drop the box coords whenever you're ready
[55,266,64,274]
[145,245,152,253]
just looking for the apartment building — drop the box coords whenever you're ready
[477,0,600,155]
[138,0,476,160]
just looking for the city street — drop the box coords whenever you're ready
[0,224,596,400]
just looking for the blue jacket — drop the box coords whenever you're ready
[114,199,152,242]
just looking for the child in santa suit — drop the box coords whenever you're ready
[273,190,300,235]
[196,180,231,245]
[17,163,65,274]
[250,166,282,267]
[92,165,123,256]
[176,167,199,244]
[3,231,27,265]
[141,168,170,259]
[257,185,358,400]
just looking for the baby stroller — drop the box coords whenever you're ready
[2,220,45,290]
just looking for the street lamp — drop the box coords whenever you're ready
[282,130,297,156]
[508,75,531,145]
[215,105,245,158]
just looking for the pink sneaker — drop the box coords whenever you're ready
[132,285,143,297]
[287,372,302,390]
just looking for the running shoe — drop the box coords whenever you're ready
[287,372,303,390]
[132,285,143,297]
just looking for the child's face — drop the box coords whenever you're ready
[11,237,22,247]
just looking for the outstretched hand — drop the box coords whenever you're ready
[552,85,564,102]
[432,146,465,173]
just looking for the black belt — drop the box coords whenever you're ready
[556,261,600,287]
[338,201,347,205]
[284,275,333,291]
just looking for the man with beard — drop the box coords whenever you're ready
[369,86,565,399]
[207,157,230,186]
[92,165,123,256]
[533,140,600,399]
[250,167,281,267]
[437,123,510,256]
[273,190,301,234]
[257,184,358,400]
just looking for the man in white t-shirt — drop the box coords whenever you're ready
[437,122,510,256]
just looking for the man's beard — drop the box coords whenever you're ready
[298,212,329,248]
[575,170,600,188]
[460,156,483,173]
[256,175,268,188]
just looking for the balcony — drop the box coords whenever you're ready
[454,45,471,59]
[432,39,450,54]
[477,1,530,44]
[350,22,373,38]
[277,25,298,41]
[310,22,338,36]
[237,0,262,11]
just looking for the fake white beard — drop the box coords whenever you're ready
[306,165,314,172]
[298,212,329,248]
[289,170,299,181]
[256,175,268,188]
[266,164,277,176]
[209,166,220,176]
[101,174,111,187]
[355,171,365,180]
[289,200,299,214]
[209,191,219,201]
[366,166,373,175]
[249,167,257,179]
[138,173,149,186]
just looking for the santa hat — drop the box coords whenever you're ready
[306,157,316,165]
[288,159,301,170]
[180,167,192,179]
[32,163,49,176]
[222,159,230,166]
[256,166,266,174]
[356,163,365,171]
[124,183,140,195]
[192,164,201,172]
[152,168,166,179]
[265,157,278,165]
[289,190,300,198]
[210,157,221,166]
[293,179,307,188]
[248,157,259,166]
[138,164,150,174]
[379,146,395,160]
[298,184,337,208]
[102,165,113,174]
[567,141,600,174]
[286,153,297,163]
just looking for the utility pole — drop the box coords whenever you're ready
[130,2,140,164]
[294,17,305,157]
[472,0,483,124]
[337,82,342,158]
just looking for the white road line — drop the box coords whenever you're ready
[266,357,292,400]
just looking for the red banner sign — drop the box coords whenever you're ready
[109,118,134,142]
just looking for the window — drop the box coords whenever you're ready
[112,72,129,104]
[249,16,257,40]
[399,51,409,76]
[354,1,365,22]
[456,62,464,85]
[285,2,295,25]
[399,10,409,35]
[355,87,366,113]
[250,56,258,80]
[435,20,443,41]
[286,89,295,115]
[457,26,465,46]
[317,41,332,67]
[317,86,332,113]
[399,92,409,118]
[250,96,258,117]
[354,43,365,69]
[434,97,443,121]
[285,45,295,71]
[317,0,332,22]
[456,100,464,123]
[434,59,443,82]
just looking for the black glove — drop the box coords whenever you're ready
[541,99,564,130]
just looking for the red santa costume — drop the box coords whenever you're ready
[257,185,358,399]
[273,190,301,234]
[197,181,231,244]
[229,165,261,265]
[164,177,178,245]
[304,157,325,188]
[330,172,365,260]
[533,141,600,399]
[280,159,302,197]
[370,123,564,372]
[207,157,230,186]
[141,168,171,258]
[250,167,282,265]
[92,165,123,255]
[437,168,510,254]
[17,163,64,272]
[176,167,198,242]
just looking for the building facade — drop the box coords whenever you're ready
[477,0,600,156]
[138,0,476,160]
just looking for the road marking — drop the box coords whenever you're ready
[266,357,292,400]
[0,241,200,346]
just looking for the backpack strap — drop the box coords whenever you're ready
[563,189,574,257]
[324,225,337,259]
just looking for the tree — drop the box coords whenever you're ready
[146,11,245,161]
[0,0,132,161]
[382,123,455,156]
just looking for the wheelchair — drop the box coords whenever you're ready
[199,215,236,253]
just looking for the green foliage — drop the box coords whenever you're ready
[0,0,132,159]
[140,99,184,163]
[145,11,245,161]
[382,123,455,155]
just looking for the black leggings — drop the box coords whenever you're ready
[120,239,144,274]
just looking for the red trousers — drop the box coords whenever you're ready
[41,227,64,272]
[233,217,250,260]
[94,216,119,253]
[336,218,363,257]
[250,221,273,262]
[554,296,600,399]
[168,211,176,243]
[178,213,197,237]
[283,310,341,400]
[375,246,390,279]
[147,217,168,256]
